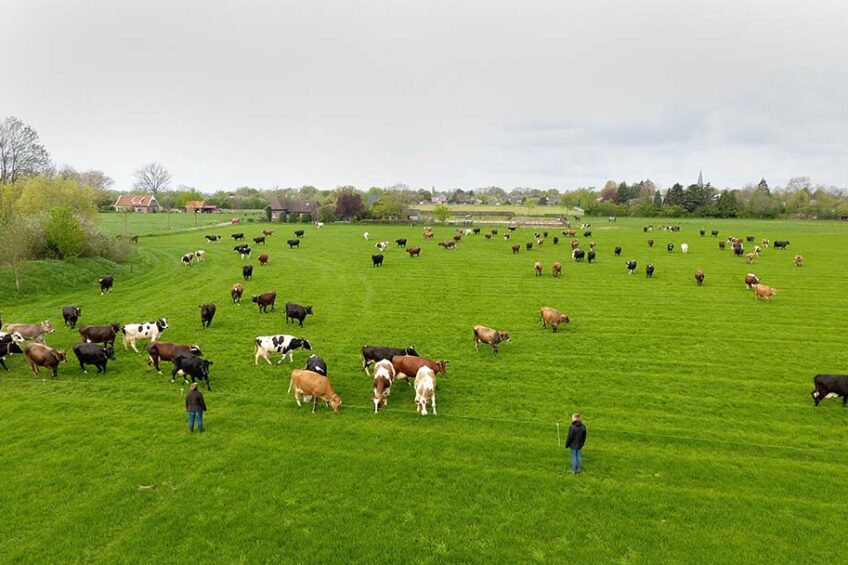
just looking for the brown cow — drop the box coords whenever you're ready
[473,325,510,355]
[372,359,395,413]
[552,262,562,277]
[147,342,202,373]
[570,239,580,250]
[794,255,803,267]
[231,283,244,304]
[423,232,434,239]
[745,252,755,264]
[694,270,705,286]
[391,355,447,382]
[540,307,570,332]
[534,261,542,277]
[439,240,457,250]
[407,246,421,257]
[762,238,770,248]
[24,343,67,378]
[754,284,777,302]
[288,369,342,413]
[484,233,492,240]
[512,244,520,254]
[252,291,277,313]
[4,321,54,343]
[258,253,269,266]
[79,323,122,347]
[129,235,139,243]
[262,230,274,237]
[745,273,760,289]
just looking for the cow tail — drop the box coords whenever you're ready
[287,374,293,394]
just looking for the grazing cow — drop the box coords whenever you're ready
[194,250,205,262]
[253,236,265,245]
[439,240,456,250]
[62,305,81,329]
[288,369,341,413]
[72,343,115,374]
[540,307,570,332]
[508,227,517,231]
[473,325,510,355]
[4,321,54,343]
[711,230,719,237]
[773,240,790,250]
[79,322,122,347]
[252,291,277,313]
[294,229,305,238]
[695,270,705,285]
[407,246,421,257]
[391,355,447,381]
[614,246,622,256]
[99,275,114,295]
[231,283,244,304]
[181,253,194,266]
[258,254,269,266]
[762,239,769,248]
[24,343,67,378]
[242,265,253,280]
[305,354,328,376]
[372,254,384,267]
[526,242,533,251]
[414,366,437,416]
[745,273,760,289]
[534,262,542,277]
[423,231,434,239]
[375,241,389,251]
[200,303,216,328]
[754,284,777,302]
[315,222,324,229]
[205,235,221,243]
[239,246,252,259]
[563,230,576,237]
[396,238,407,248]
[364,232,370,240]
[0,340,24,371]
[485,233,492,240]
[587,250,596,263]
[753,245,762,255]
[172,353,213,391]
[745,252,755,264]
[811,374,848,407]
[667,243,674,253]
[491,229,499,235]
[699,229,706,236]
[285,302,313,327]
[473,228,481,234]
[553,237,559,245]
[361,345,418,374]
[719,241,726,250]
[746,236,756,243]
[287,239,300,249]
[794,254,804,267]
[147,342,203,373]
[503,232,510,240]
[122,318,169,352]
[583,231,592,238]
[262,230,274,237]
[647,239,654,248]
[372,359,395,412]
[453,234,462,243]
[512,244,520,254]
[552,262,562,277]
[733,244,744,257]
[232,233,245,241]
[255,334,312,365]
[681,243,689,254]
[572,249,585,261]
[626,260,637,274]
[646,263,655,278]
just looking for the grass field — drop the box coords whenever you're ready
[416,203,574,217]
[98,211,266,236]
[1,217,847,563]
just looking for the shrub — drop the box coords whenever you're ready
[46,207,86,259]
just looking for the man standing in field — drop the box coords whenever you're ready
[565,413,586,474]
[186,382,207,433]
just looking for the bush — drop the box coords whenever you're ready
[46,208,86,259]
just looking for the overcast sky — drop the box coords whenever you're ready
[4,0,848,192]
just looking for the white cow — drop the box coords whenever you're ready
[122,318,168,352]
[254,334,312,365]
[363,232,370,240]
[681,243,689,254]
[315,222,324,229]
[372,359,395,413]
[181,253,194,266]
[375,241,389,251]
[194,250,205,262]
[414,366,437,416]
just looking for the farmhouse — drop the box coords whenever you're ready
[268,197,318,222]
[185,200,219,214]
[114,194,160,213]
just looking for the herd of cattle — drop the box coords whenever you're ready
[1,221,846,413]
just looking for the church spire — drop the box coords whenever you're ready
[697,169,704,188]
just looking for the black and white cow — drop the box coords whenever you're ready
[72,343,115,374]
[626,260,637,274]
[99,275,113,295]
[667,243,674,253]
[205,235,222,243]
[242,264,253,280]
[0,340,24,370]
[172,352,213,390]
[121,318,169,353]
[62,305,81,329]
[181,253,194,266]
[646,263,655,278]
[361,345,418,374]
[285,303,313,327]
[572,249,585,261]
[305,354,328,376]
[811,374,848,407]
[254,334,312,365]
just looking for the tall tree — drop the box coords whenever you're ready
[133,162,172,195]
[716,190,740,217]
[664,183,685,207]
[334,188,364,219]
[652,191,663,207]
[0,116,51,183]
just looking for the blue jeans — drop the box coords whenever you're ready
[188,411,204,432]
[570,448,582,473]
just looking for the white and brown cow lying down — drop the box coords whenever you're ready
[372,359,395,413]
[254,334,312,365]
[3,320,54,343]
[288,369,342,413]
[121,318,169,352]
[414,366,437,416]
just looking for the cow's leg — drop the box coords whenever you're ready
[79,360,87,373]
[288,351,294,363]
[131,340,140,353]
[123,334,129,350]
[431,394,437,416]
[205,378,211,392]
[312,397,318,413]
[474,338,479,351]
[843,395,847,407]
[295,391,302,407]
[492,344,498,356]
[0,358,7,371]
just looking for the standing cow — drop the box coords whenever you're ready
[540,307,570,332]
[62,306,82,329]
[200,303,216,328]
[24,343,67,378]
[473,325,510,355]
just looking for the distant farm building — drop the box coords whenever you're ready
[268,198,318,222]
[114,194,160,213]
[185,200,219,214]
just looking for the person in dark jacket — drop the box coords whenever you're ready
[185,382,207,433]
[565,412,586,473]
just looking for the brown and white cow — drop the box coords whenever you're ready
[288,369,342,413]
[414,366,437,416]
[372,359,395,413]
[754,284,777,302]
[552,262,562,277]
[391,355,447,382]
[745,273,760,289]
[694,270,705,286]
[540,307,570,332]
[407,246,421,257]
[231,283,244,304]
[473,325,510,355]
[534,261,542,277]
[794,255,803,267]
[4,321,54,343]
[24,343,67,378]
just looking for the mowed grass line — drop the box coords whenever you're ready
[0,217,847,563]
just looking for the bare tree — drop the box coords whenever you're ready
[0,116,51,183]
[133,162,171,195]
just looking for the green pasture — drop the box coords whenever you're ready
[98,210,266,237]
[1,218,846,563]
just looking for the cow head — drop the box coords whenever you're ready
[498,331,511,342]
[435,360,448,375]
[103,345,116,360]
[560,314,571,324]
[53,349,67,363]
[110,322,122,333]
[72,307,81,317]
[9,331,25,343]
[301,339,312,351]
[189,344,203,356]
[42,320,55,333]
[406,346,418,356]
[200,359,213,377]
[251,295,260,303]
[305,306,313,315]
[156,318,169,331]
[329,394,342,412]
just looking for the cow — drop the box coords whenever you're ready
[794,254,804,267]
[572,249,585,261]
[473,325,510,355]
[745,252,755,264]
[667,243,674,253]
[646,263,655,278]
[414,366,437,416]
[0,340,24,371]
[647,239,654,248]
[719,241,726,250]
[733,244,744,257]
[62,305,81,329]
[553,237,559,245]
[711,230,719,237]
[242,265,253,280]
[681,243,689,254]
[583,231,592,238]
[129,235,139,243]
[24,343,67,378]
[589,241,596,251]
[147,342,203,373]
[526,242,533,251]
[285,303,313,327]
[122,318,169,352]
[252,236,265,246]
[200,303,216,328]
[287,239,300,249]
[773,240,790,250]
[288,369,341,413]
[552,262,562,277]
[746,236,756,243]
[262,230,275,237]
[391,355,447,382]
[626,260,637,275]
[503,232,510,240]
[234,244,249,254]
[99,275,114,295]
[205,235,221,243]
[473,228,481,235]
[258,254,269,266]
[181,253,194,266]
[407,246,421,257]
[172,353,213,391]
[304,354,328,376]
[762,239,770,248]
[587,250,596,263]
[439,240,456,250]
[508,227,517,231]
[0,331,23,344]
[315,223,324,229]
[231,283,244,304]
[540,307,570,332]
[745,273,760,289]
[512,244,520,254]
[194,250,206,263]
[72,343,115,374]
[396,238,407,248]
[695,270,705,286]
[536,237,544,247]
[375,241,389,251]
[255,334,312,365]
[79,323,122,347]
[423,232,434,239]
[4,321,54,343]
[232,233,245,241]
[372,254,384,267]
[485,233,492,240]
[252,291,277,313]
[239,246,252,259]
[699,229,706,236]
[372,359,395,413]
[364,232,370,240]
[754,284,777,302]
[361,345,418,374]
[614,246,622,256]
[534,262,542,277]
[811,374,848,407]
[453,234,462,243]
[294,229,305,238]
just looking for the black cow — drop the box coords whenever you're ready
[553,237,559,245]
[587,250,596,263]
[667,243,674,252]
[0,341,23,370]
[646,263,655,278]
[395,238,407,248]
[294,229,305,238]
[492,229,499,235]
[508,227,516,232]
[746,236,756,243]
[811,374,848,407]
[372,254,384,267]
[285,303,313,327]
[242,265,253,280]
[583,231,592,238]
[711,230,719,237]
[526,242,533,251]
[733,244,744,257]
[361,345,418,373]
[172,353,213,391]
[719,241,726,250]
[572,249,585,261]
[63,305,81,329]
[253,236,266,245]
[614,246,622,256]
[647,239,654,248]
[305,354,328,376]
[232,233,244,240]
[99,275,113,295]
[72,343,115,374]
[200,303,216,328]
[699,229,706,237]
[773,240,790,250]
[472,228,481,234]
[626,260,637,274]
[205,235,221,243]
[287,239,300,249]
[79,323,122,347]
